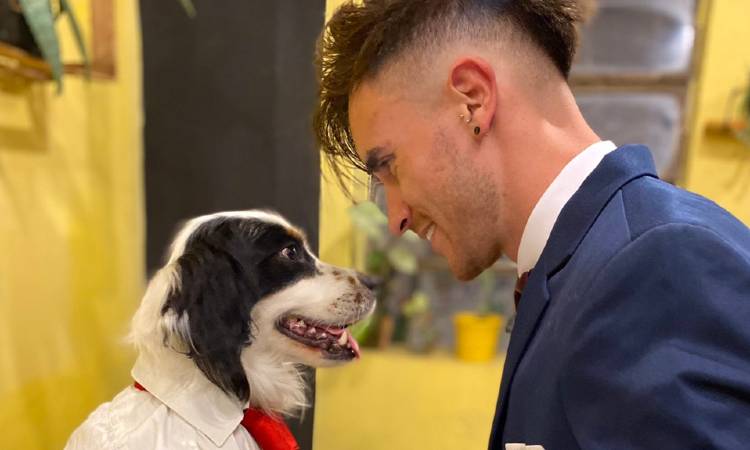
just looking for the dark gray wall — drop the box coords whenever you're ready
[140,1,325,447]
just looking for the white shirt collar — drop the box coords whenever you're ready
[131,349,246,447]
[516,140,618,276]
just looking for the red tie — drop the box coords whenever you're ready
[133,382,299,450]
[514,271,530,310]
[240,407,299,450]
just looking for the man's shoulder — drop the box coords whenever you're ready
[567,175,750,295]
[618,176,750,252]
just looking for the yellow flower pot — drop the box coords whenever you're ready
[453,312,505,362]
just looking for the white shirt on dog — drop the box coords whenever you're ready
[65,351,261,450]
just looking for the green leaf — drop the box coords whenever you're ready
[178,0,197,18]
[401,229,421,245]
[349,201,388,226]
[402,291,429,317]
[349,314,375,342]
[19,0,62,92]
[59,0,90,78]
[348,201,388,244]
[365,251,388,275]
[386,244,417,275]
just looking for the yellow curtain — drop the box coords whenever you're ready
[0,1,144,448]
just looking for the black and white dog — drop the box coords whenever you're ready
[66,211,376,450]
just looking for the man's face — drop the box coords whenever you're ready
[348,80,502,281]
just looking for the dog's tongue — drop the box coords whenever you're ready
[323,326,345,336]
[323,326,361,359]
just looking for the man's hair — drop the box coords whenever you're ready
[313,0,590,190]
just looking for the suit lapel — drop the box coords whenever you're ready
[490,265,551,447]
[489,145,658,447]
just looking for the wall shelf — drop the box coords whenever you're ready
[704,120,747,135]
[0,41,51,80]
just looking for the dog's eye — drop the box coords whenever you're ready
[280,245,300,261]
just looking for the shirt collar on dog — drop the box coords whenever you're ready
[132,378,299,450]
[516,140,617,276]
[131,351,246,447]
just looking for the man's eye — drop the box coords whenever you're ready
[373,157,395,181]
[280,245,299,260]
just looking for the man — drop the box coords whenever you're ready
[314,0,750,448]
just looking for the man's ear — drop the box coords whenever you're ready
[448,57,497,135]
[161,247,257,403]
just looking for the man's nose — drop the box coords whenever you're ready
[384,187,412,236]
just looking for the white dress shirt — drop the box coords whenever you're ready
[516,141,618,276]
[65,350,260,450]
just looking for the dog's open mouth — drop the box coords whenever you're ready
[276,316,361,360]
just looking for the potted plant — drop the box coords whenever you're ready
[401,289,438,353]
[349,200,514,358]
[453,268,508,362]
[348,200,430,349]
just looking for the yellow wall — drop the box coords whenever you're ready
[315,350,504,450]
[0,1,143,449]
[684,0,750,224]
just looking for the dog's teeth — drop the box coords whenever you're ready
[306,327,317,337]
[317,332,327,340]
[299,320,306,327]
[337,332,348,346]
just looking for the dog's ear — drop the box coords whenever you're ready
[161,246,257,403]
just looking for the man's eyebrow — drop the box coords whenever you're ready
[364,146,386,174]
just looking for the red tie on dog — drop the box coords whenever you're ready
[240,407,299,450]
[514,271,530,310]
[133,382,299,450]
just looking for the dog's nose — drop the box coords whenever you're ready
[357,273,379,291]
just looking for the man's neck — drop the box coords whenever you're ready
[497,128,600,262]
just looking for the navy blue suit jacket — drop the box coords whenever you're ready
[489,145,750,449]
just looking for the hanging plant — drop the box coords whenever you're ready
[5,0,195,92]
[16,0,88,92]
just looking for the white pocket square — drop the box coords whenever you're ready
[506,444,545,450]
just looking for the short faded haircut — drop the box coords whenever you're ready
[313,0,590,191]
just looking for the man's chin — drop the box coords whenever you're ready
[447,258,485,282]
[444,249,502,281]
